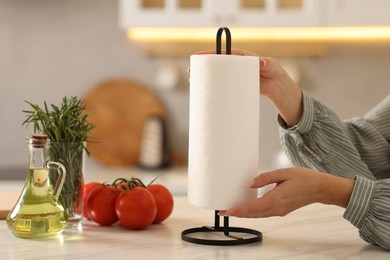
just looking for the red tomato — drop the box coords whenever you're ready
[83,182,101,220]
[87,185,119,226]
[115,187,156,230]
[147,184,174,224]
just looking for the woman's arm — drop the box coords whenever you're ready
[278,93,390,250]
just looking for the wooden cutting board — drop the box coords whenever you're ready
[83,78,166,166]
[0,192,19,220]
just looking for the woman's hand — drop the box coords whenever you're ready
[194,49,277,97]
[219,167,355,218]
[191,49,303,126]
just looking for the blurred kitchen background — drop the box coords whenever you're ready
[1,0,390,181]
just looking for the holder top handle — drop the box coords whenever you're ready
[216,27,231,55]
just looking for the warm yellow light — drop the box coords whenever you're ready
[127,26,390,43]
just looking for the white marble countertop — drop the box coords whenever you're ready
[1,195,389,259]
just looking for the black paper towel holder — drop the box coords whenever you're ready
[181,27,262,246]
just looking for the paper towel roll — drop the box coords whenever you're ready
[188,54,260,210]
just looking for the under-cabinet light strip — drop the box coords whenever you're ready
[127,26,390,42]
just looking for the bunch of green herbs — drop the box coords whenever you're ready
[22,96,94,218]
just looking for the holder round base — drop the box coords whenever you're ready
[181,210,262,246]
[181,226,262,246]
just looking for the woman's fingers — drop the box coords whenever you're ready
[222,195,275,218]
[251,169,292,188]
[193,50,216,55]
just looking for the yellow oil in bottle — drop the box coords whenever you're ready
[7,168,68,238]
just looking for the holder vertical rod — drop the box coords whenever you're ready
[214,210,220,228]
[224,216,230,235]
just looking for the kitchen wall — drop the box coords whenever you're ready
[0,0,389,177]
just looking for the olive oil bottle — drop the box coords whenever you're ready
[7,134,68,238]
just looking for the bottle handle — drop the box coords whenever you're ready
[46,161,67,200]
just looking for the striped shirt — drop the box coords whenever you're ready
[278,91,390,250]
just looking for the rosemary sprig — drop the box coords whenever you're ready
[22,96,94,218]
[22,97,94,144]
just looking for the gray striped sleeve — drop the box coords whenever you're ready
[344,176,390,249]
[278,91,390,250]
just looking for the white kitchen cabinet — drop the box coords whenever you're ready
[120,0,390,29]
[119,0,323,28]
[119,0,212,27]
[326,0,390,26]
[219,0,323,27]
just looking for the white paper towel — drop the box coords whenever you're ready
[188,54,260,210]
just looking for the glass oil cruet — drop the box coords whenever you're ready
[7,134,68,238]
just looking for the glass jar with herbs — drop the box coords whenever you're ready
[22,97,94,229]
